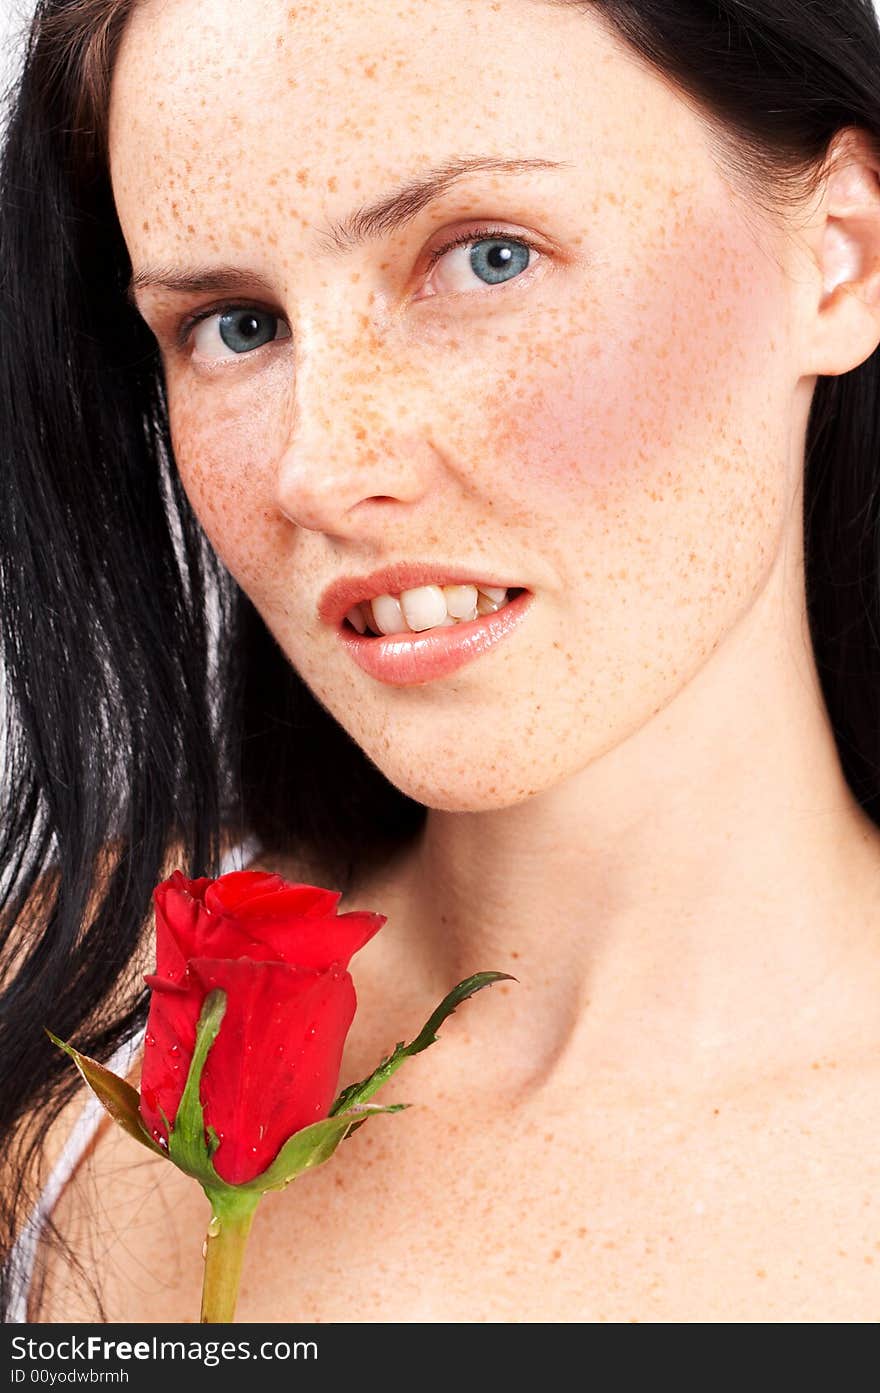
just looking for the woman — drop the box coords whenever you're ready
[2,0,880,1321]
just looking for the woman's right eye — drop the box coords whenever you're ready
[187,306,292,361]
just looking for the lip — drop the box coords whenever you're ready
[318,562,526,629]
[337,587,534,686]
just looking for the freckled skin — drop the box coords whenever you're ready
[68,0,880,1321]
[110,0,800,811]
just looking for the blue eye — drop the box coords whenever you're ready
[470,238,531,284]
[217,309,277,352]
[188,307,292,359]
[426,229,537,289]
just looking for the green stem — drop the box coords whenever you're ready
[200,1188,261,1323]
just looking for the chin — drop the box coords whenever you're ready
[373,756,549,814]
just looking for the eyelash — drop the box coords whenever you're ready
[174,225,542,353]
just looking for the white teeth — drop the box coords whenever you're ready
[345,603,367,634]
[344,583,515,636]
[370,593,410,635]
[400,585,449,633]
[443,584,480,620]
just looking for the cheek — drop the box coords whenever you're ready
[165,369,285,595]
[474,221,792,628]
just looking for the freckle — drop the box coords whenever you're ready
[296,169,309,186]
[328,176,338,192]
[577,1227,587,1239]
[544,1133,554,1143]
[756,1269,766,1279]
[363,62,377,78]
[550,1249,561,1262]
[511,950,520,960]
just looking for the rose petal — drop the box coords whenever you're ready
[229,884,344,919]
[138,971,202,1144]
[188,957,357,1185]
[231,907,386,971]
[203,870,286,915]
[152,879,203,984]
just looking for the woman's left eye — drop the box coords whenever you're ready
[187,308,292,360]
[420,228,541,297]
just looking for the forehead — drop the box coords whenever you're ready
[109,0,709,249]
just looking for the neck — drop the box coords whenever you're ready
[378,531,880,1106]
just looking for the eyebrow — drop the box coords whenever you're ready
[126,155,572,302]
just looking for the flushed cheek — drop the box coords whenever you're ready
[460,228,794,705]
[484,222,796,598]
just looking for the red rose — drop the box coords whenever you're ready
[139,868,386,1184]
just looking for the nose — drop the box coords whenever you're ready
[273,310,435,537]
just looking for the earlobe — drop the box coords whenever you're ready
[806,131,880,377]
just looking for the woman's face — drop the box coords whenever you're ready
[110,0,806,812]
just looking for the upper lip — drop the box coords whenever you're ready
[318,563,527,628]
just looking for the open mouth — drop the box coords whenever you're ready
[342,586,529,637]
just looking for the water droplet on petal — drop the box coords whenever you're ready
[145,1033,157,1047]
[207,1216,221,1237]
[169,1043,180,1056]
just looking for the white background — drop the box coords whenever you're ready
[0,1,35,116]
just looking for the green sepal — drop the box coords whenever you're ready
[329,969,516,1117]
[236,1101,408,1196]
[45,1028,167,1159]
[166,988,227,1186]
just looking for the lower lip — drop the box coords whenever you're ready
[337,588,534,686]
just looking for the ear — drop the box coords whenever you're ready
[801,126,880,378]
